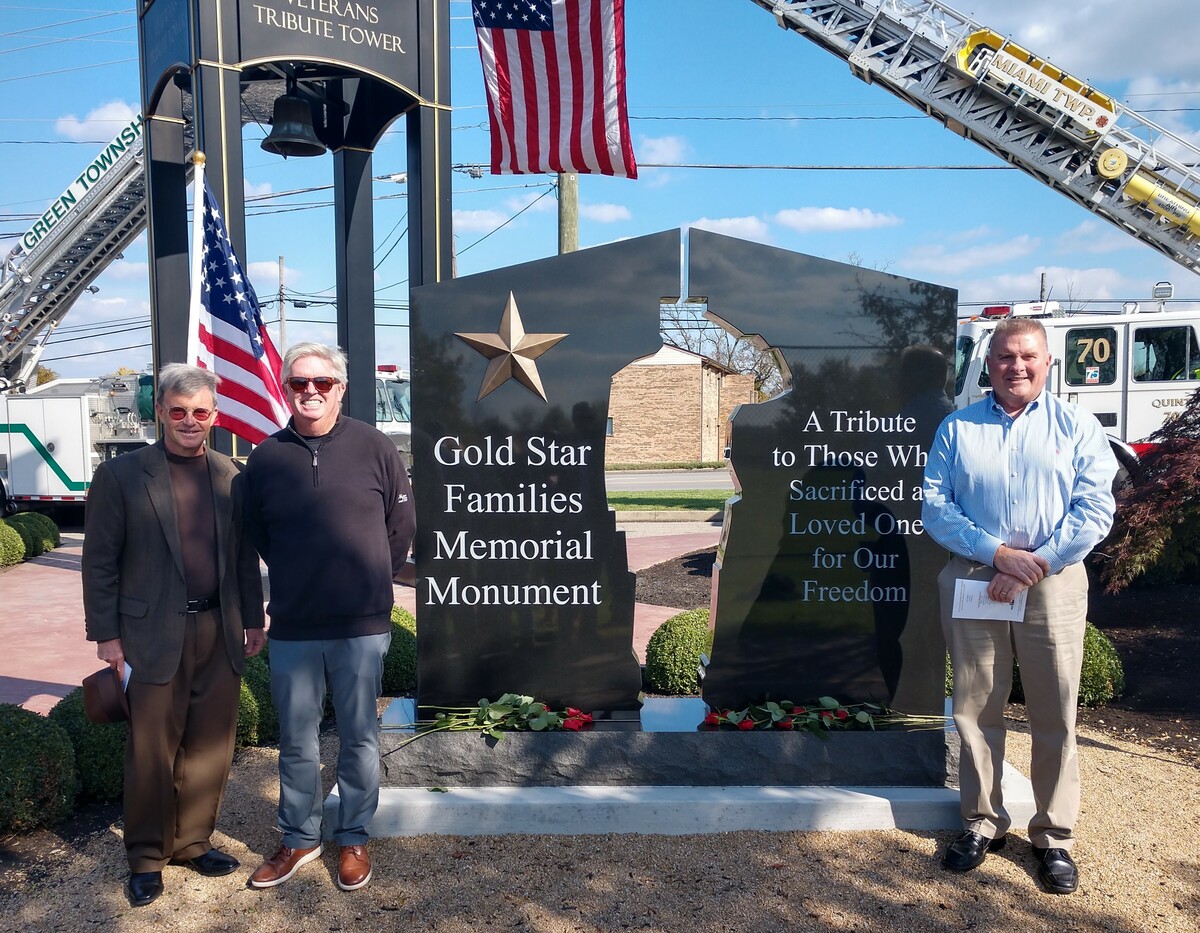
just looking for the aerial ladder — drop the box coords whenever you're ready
[749,0,1200,277]
[0,115,147,390]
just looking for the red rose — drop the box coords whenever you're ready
[737,718,756,730]
[579,712,593,724]
[820,710,833,719]
[704,712,720,726]
[835,709,849,720]
[776,717,794,730]
[795,707,807,716]
[562,717,583,731]
[566,707,583,718]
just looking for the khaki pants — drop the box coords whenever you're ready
[124,608,240,873]
[939,555,1087,850]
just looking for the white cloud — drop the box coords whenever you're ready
[958,265,1133,304]
[245,180,274,197]
[247,260,295,289]
[101,260,150,281]
[580,202,631,223]
[56,101,138,141]
[686,216,770,243]
[637,135,687,164]
[774,206,901,233]
[966,2,1200,84]
[1055,220,1131,255]
[900,234,1040,276]
[453,208,510,233]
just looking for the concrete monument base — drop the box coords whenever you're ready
[324,697,1034,836]
[327,767,1035,837]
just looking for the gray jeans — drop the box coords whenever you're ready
[269,632,391,847]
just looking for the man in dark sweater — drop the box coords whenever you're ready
[83,364,265,907]
[244,343,415,893]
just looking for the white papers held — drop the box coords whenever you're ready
[952,578,1027,622]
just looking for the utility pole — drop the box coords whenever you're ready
[558,173,578,254]
[1039,272,1047,302]
[277,255,287,349]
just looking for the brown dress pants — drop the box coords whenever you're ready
[123,607,239,873]
[940,555,1088,850]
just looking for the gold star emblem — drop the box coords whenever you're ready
[455,292,568,401]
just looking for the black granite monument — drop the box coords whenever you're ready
[691,230,957,715]
[410,231,681,713]
[392,229,958,790]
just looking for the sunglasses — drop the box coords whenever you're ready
[286,376,340,393]
[166,407,213,422]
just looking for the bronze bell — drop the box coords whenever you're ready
[261,90,326,158]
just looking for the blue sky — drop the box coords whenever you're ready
[3,0,1199,378]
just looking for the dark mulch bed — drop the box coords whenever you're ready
[635,547,1200,767]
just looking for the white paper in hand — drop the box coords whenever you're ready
[952,578,1027,622]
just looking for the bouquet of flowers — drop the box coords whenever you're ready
[395,693,594,747]
[702,696,945,738]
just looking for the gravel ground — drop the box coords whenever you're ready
[4,720,1198,933]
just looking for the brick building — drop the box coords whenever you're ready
[606,345,756,466]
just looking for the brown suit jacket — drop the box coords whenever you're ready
[82,442,265,684]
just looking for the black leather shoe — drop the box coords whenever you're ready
[942,830,1007,872]
[173,847,240,877]
[1033,845,1078,894]
[127,871,163,907]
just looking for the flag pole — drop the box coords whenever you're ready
[186,151,207,367]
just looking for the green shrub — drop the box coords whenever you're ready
[48,688,127,802]
[235,681,260,750]
[0,521,23,566]
[242,654,277,745]
[10,512,59,551]
[2,513,39,556]
[948,622,1125,708]
[644,609,713,696]
[1073,622,1125,707]
[0,704,76,833]
[383,606,417,695]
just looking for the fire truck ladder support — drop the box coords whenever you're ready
[749,0,1200,277]
[0,120,147,390]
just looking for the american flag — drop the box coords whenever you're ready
[473,0,637,178]
[188,177,289,445]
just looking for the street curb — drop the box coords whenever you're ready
[614,510,723,523]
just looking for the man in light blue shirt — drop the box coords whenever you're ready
[922,317,1116,895]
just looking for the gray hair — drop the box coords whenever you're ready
[156,363,219,405]
[282,342,348,384]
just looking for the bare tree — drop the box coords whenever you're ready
[659,302,783,399]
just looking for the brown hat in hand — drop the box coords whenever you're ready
[82,666,129,724]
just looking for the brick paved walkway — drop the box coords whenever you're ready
[0,526,720,714]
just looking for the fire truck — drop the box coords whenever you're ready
[955,302,1200,473]
[0,374,153,514]
[751,0,1200,470]
[374,364,411,456]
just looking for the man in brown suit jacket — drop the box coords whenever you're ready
[83,364,265,908]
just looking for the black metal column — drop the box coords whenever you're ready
[409,0,454,287]
[334,148,376,424]
[144,84,190,374]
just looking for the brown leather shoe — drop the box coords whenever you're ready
[337,845,372,891]
[248,843,323,889]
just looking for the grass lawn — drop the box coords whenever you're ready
[607,490,729,512]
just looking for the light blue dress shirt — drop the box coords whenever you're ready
[921,391,1118,575]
